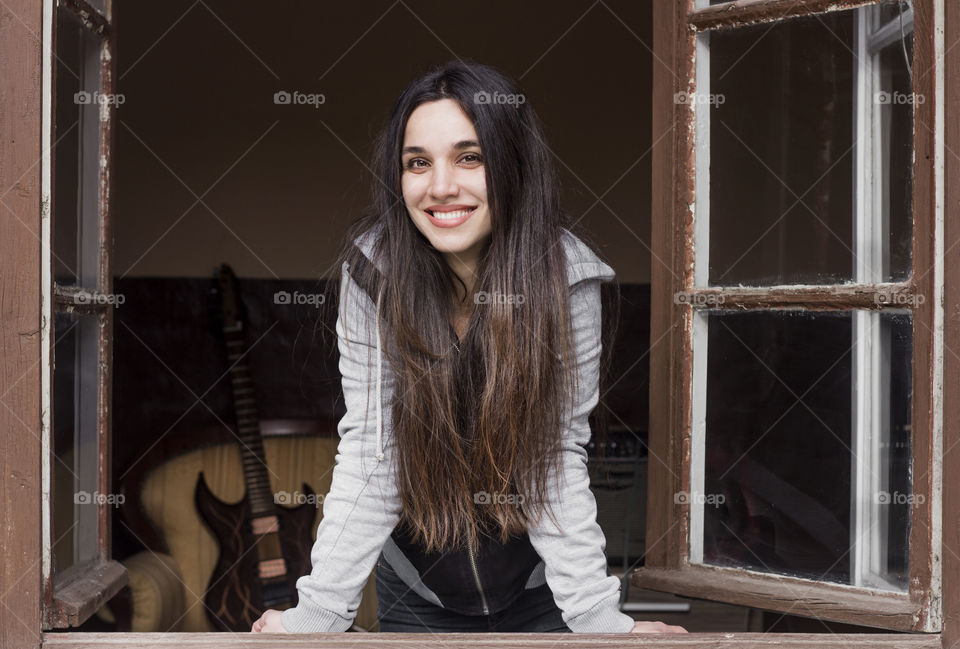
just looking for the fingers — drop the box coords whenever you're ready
[630,620,690,634]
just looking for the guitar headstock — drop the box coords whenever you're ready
[210,263,244,333]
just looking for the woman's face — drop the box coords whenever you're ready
[401,99,492,269]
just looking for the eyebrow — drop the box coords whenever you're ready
[401,140,481,155]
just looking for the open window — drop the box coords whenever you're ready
[44,0,125,629]
[638,0,941,633]
[1,0,956,646]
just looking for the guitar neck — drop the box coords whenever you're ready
[223,323,275,517]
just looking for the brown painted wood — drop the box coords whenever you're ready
[646,0,692,572]
[679,283,918,310]
[41,631,942,648]
[49,559,127,628]
[689,0,876,31]
[940,0,960,646]
[905,0,939,635]
[632,566,921,630]
[0,0,45,645]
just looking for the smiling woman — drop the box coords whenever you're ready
[249,60,686,636]
[400,99,492,303]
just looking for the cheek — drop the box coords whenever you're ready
[400,174,423,207]
[469,174,488,203]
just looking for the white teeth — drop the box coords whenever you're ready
[430,208,473,220]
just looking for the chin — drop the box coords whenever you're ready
[427,230,486,254]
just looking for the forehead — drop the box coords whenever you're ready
[403,99,478,148]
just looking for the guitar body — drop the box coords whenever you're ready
[195,472,317,631]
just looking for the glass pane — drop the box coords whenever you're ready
[53,311,102,572]
[54,8,103,287]
[52,312,77,573]
[878,0,910,27]
[707,13,856,285]
[696,310,912,590]
[877,35,914,281]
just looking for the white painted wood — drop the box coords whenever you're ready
[41,0,55,591]
[690,310,709,565]
[694,32,711,289]
[928,0,945,629]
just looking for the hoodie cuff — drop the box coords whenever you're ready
[565,592,636,633]
[280,598,354,633]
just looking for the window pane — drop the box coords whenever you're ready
[707,13,855,285]
[877,35,914,281]
[878,0,910,27]
[54,8,103,287]
[696,310,912,590]
[53,311,102,572]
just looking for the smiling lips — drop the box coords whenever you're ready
[425,204,477,228]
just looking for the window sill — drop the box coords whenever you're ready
[41,631,942,648]
[46,559,128,629]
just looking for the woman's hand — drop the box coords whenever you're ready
[251,609,288,633]
[630,620,689,634]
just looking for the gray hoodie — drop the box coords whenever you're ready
[281,228,635,634]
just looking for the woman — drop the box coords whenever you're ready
[252,61,686,635]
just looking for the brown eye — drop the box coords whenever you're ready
[404,158,428,170]
[460,153,483,165]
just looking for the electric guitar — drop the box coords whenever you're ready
[195,264,316,631]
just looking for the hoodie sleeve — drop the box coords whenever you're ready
[281,269,400,632]
[525,277,636,634]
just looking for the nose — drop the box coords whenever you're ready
[428,163,458,199]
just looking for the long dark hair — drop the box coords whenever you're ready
[331,60,614,554]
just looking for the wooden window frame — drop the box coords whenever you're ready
[42,0,125,630]
[638,0,955,639]
[0,0,957,646]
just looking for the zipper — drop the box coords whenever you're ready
[453,331,488,614]
[466,532,490,616]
